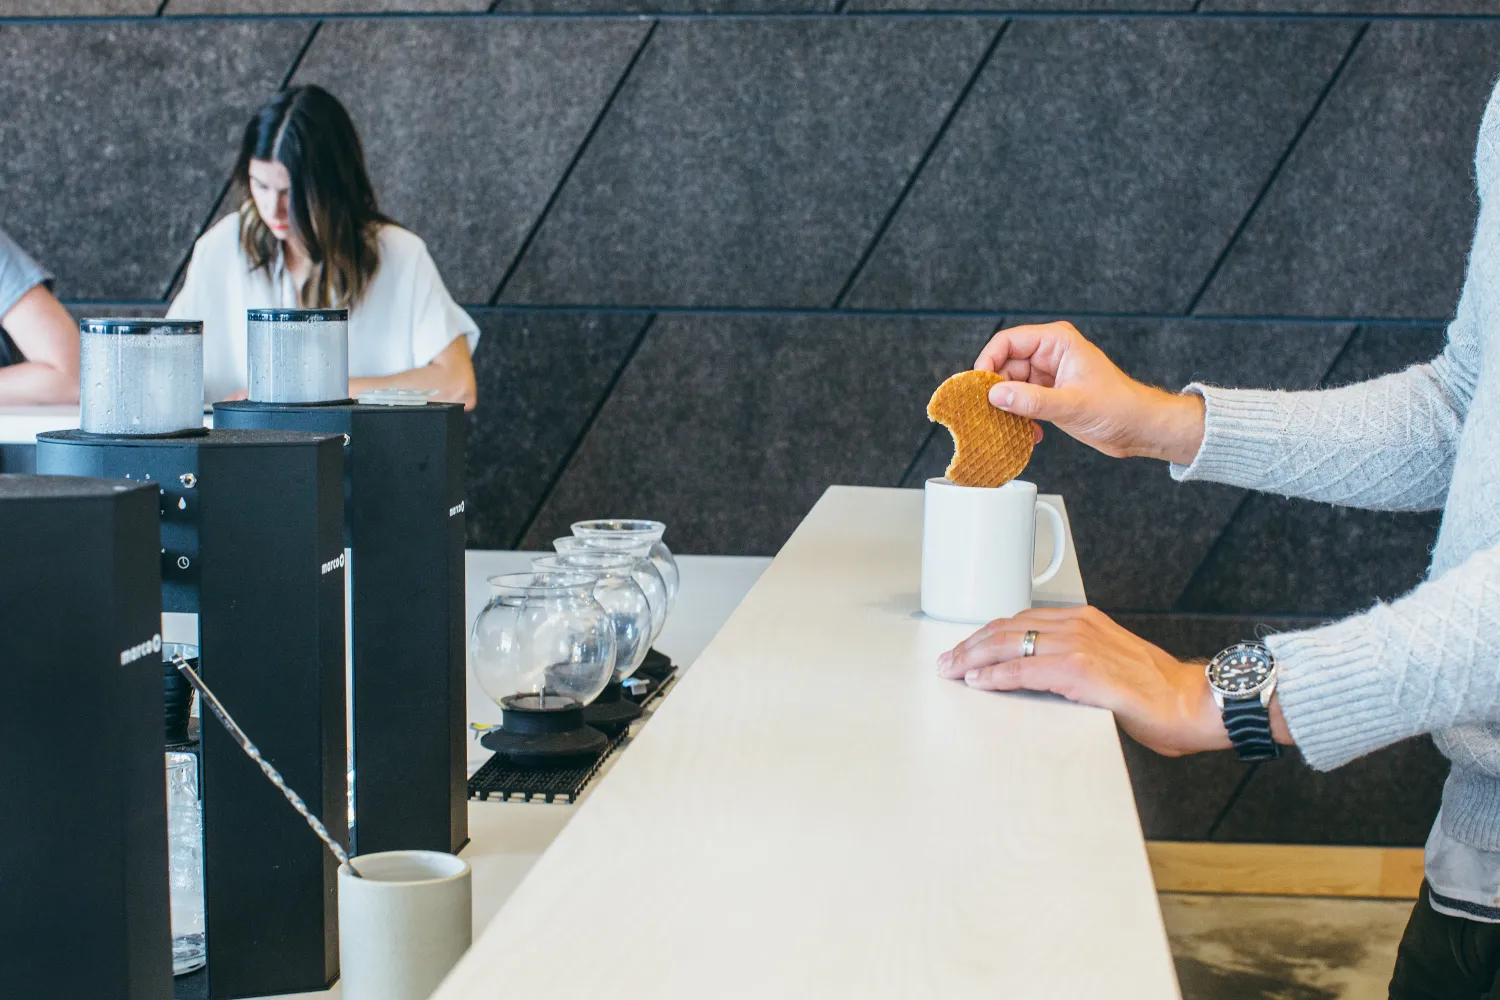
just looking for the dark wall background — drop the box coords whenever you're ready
[3,0,1490,845]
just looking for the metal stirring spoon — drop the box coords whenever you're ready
[170,652,363,879]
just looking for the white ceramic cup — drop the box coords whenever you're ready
[338,850,472,1000]
[921,478,1067,623]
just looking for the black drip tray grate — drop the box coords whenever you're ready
[467,732,624,804]
[467,663,677,804]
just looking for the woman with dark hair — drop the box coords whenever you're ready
[169,85,478,408]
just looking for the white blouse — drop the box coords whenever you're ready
[168,214,480,403]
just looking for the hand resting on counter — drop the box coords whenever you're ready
[937,605,1293,756]
[947,320,1293,757]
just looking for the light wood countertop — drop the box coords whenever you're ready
[429,485,1180,999]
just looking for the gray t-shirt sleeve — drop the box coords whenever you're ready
[0,226,52,320]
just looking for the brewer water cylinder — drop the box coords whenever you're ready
[246,308,349,404]
[79,318,204,436]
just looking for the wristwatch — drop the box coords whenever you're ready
[1206,641,1281,763]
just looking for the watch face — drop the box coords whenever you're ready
[1207,643,1275,699]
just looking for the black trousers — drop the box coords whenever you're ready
[1390,884,1500,999]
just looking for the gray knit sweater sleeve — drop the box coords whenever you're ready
[1162,301,1486,769]
[1267,544,1500,770]
[1168,289,1479,510]
[1161,259,1496,771]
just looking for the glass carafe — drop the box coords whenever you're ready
[553,535,667,645]
[469,571,616,711]
[572,520,679,613]
[532,553,651,682]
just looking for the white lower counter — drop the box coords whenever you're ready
[0,405,81,448]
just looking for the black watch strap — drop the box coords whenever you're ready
[1222,699,1280,762]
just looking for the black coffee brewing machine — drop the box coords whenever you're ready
[1,474,171,1000]
[35,318,347,999]
[213,307,468,857]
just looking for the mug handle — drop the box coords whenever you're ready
[1032,499,1067,588]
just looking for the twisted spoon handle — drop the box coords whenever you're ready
[170,652,362,878]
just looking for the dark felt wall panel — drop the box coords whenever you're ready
[464,309,649,549]
[0,0,156,11]
[1196,21,1500,319]
[499,17,998,307]
[507,0,834,12]
[13,6,1485,848]
[1213,739,1448,845]
[846,18,1358,312]
[853,0,1191,9]
[1204,0,1492,12]
[0,20,309,301]
[1178,499,1443,616]
[292,18,651,303]
[521,312,996,552]
[168,0,486,11]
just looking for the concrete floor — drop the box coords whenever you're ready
[1160,893,1414,1000]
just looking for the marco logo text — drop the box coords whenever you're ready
[121,634,163,666]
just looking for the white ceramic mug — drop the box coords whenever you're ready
[921,478,1067,623]
[338,850,472,1000]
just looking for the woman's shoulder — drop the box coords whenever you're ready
[375,223,434,265]
[194,212,244,260]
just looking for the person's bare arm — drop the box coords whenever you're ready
[0,284,78,405]
[346,337,477,411]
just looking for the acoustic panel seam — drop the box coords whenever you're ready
[508,313,657,547]
[1311,322,1365,391]
[1104,611,1338,617]
[1205,762,1261,839]
[61,300,1454,328]
[158,18,325,301]
[1167,324,1363,612]
[1107,612,1333,623]
[1183,20,1369,313]
[10,11,1500,25]
[830,18,1011,308]
[481,306,1449,326]
[487,20,659,305]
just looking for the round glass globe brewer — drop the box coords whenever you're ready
[469,571,616,710]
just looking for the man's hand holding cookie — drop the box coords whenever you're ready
[975,321,1206,467]
[933,321,1300,757]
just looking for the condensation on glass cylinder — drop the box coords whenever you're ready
[247,308,349,404]
[79,318,203,435]
[166,750,206,976]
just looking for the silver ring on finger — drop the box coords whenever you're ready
[1021,630,1039,658]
